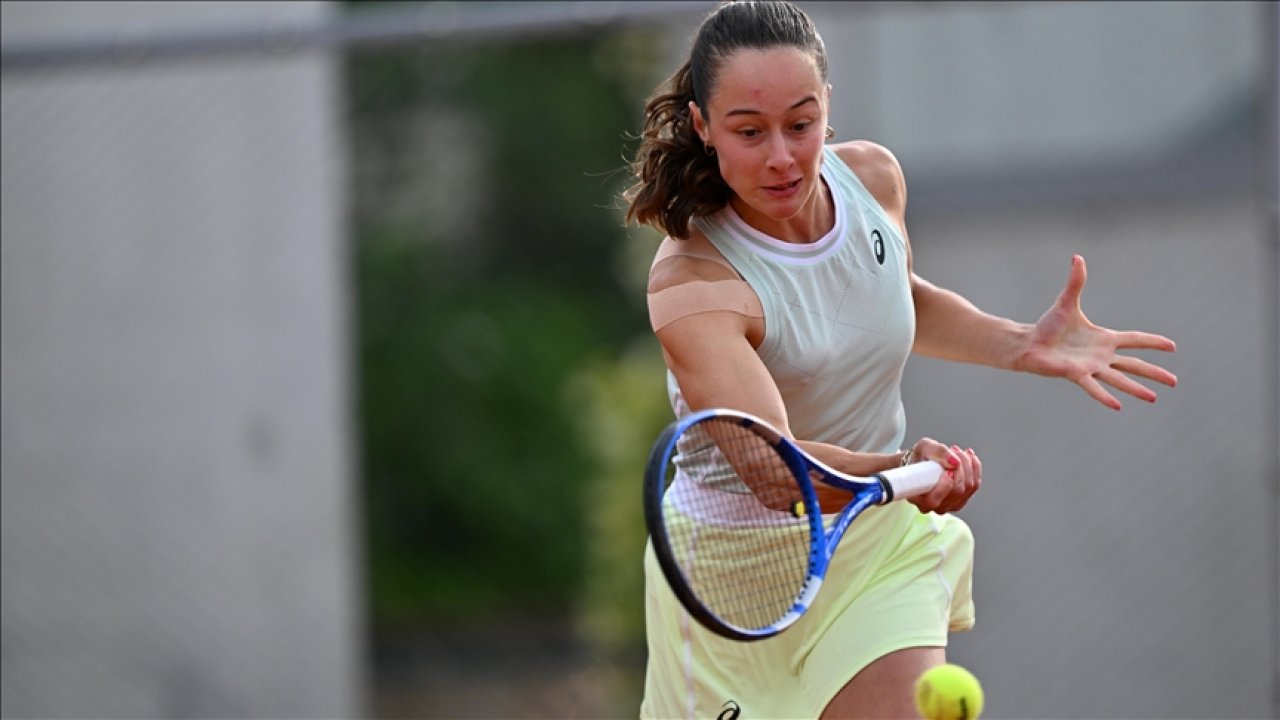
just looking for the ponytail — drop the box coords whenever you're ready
[622,61,732,240]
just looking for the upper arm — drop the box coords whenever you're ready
[647,237,790,431]
[655,312,789,429]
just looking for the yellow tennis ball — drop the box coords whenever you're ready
[915,663,984,720]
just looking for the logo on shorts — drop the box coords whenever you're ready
[718,700,741,719]
[871,229,886,265]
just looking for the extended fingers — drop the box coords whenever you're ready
[1077,373,1123,411]
[1111,355,1178,387]
[1084,355,1177,408]
[1097,367,1157,403]
[1115,330,1176,353]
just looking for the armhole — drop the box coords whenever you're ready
[828,145,907,242]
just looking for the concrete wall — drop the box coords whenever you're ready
[1,2,364,717]
[807,1,1262,175]
[806,3,1277,716]
[905,194,1275,718]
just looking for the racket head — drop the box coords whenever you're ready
[643,409,823,641]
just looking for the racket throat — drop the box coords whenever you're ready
[780,576,824,626]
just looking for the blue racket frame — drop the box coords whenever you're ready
[644,408,894,641]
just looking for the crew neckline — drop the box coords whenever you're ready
[717,149,846,265]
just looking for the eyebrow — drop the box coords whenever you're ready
[724,95,818,118]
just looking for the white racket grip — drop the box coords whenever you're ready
[879,460,944,502]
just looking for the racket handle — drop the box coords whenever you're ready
[878,460,944,502]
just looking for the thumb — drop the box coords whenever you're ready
[918,439,961,470]
[1056,254,1088,311]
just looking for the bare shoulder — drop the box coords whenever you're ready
[831,140,907,216]
[648,228,739,293]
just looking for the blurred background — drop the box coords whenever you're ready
[1,1,1276,718]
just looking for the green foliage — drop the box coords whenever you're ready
[566,341,671,705]
[453,43,637,298]
[348,30,660,625]
[359,228,598,622]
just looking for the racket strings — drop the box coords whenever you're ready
[661,418,815,632]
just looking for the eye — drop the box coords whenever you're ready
[738,128,760,138]
[791,121,813,133]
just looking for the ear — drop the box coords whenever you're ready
[688,100,709,144]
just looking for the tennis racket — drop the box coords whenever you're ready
[644,408,944,641]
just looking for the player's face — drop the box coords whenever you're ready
[692,47,831,243]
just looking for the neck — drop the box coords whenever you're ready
[732,177,834,244]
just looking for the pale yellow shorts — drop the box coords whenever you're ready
[640,502,975,720]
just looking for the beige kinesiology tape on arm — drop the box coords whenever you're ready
[647,279,764,332]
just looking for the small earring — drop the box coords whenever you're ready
[704,143,716,156]
[825,126,836,139]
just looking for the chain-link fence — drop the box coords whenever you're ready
[2,2,364,717]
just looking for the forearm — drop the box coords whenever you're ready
[911,274,1030,371]
[796,440,904,513]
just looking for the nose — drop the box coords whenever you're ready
[765,132,793,171]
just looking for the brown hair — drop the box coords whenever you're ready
[623,1,828,239]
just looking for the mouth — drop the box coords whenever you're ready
[763,178,803,197]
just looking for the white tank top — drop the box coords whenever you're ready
[672,146,915,454]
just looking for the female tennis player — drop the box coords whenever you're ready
[623,1,1177,717]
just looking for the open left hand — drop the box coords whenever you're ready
[1017,255,1177,410]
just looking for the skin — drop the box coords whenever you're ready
[650,46,1177,717]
